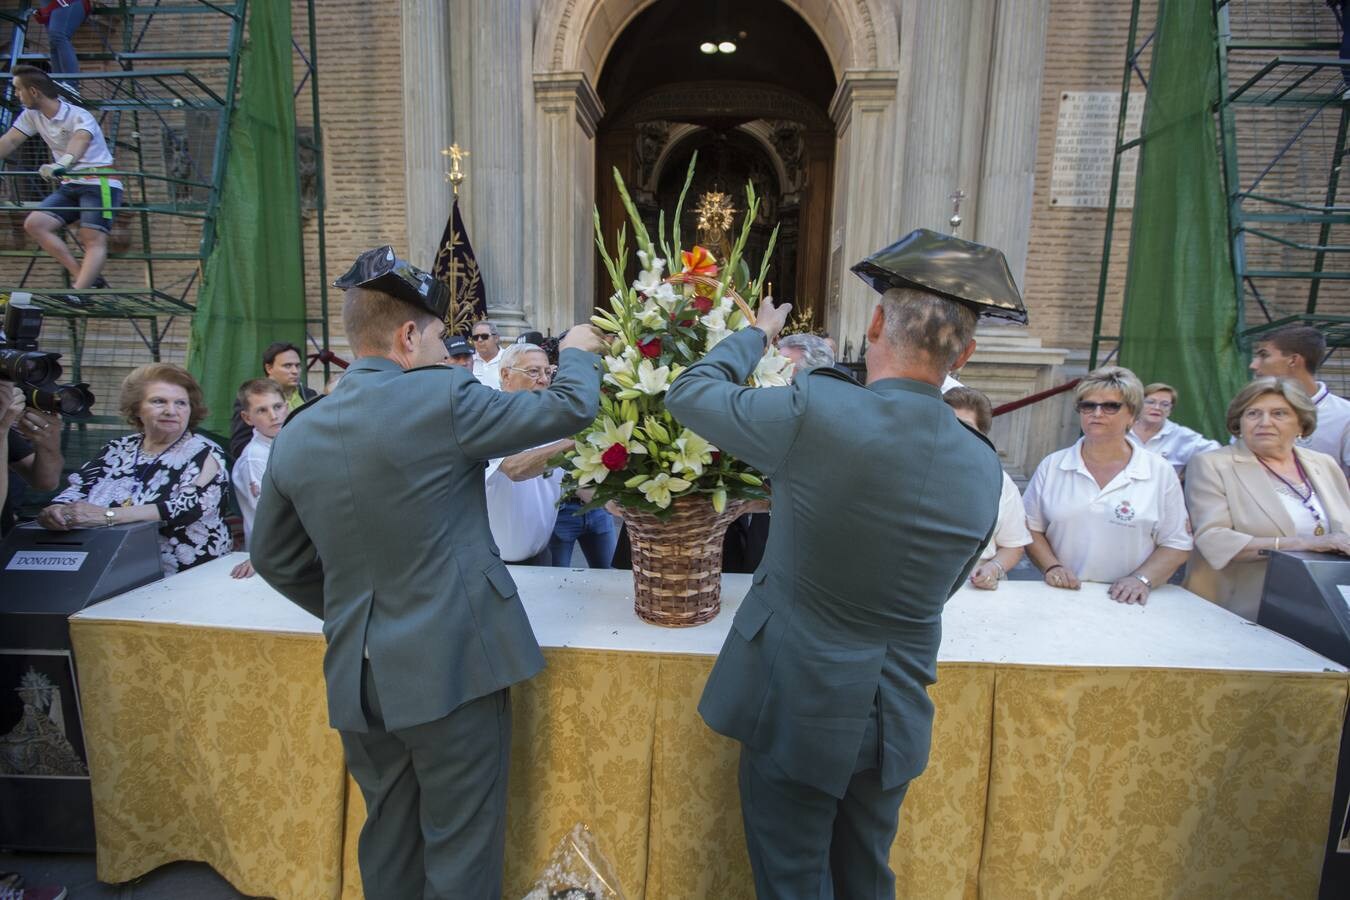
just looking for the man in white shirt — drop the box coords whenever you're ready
[484,343,571,563]
[471,320,503,389]
[1250,325,1350,479]
[0,65,122,304]
[229,378,288,579]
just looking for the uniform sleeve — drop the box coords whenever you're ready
[663,327,807,479]
[1021,457,1050,532]
[1151,463,1193,551]
[250,464,325,619]
[1184,452,1253,570]
[992,472,1033,549]
[451,349,601,461]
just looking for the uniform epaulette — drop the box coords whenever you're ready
[806,365,861,385]
[957,418,998,453]
[282,393,323,428]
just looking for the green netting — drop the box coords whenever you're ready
[1118,0,1246,441]
[187,0,306,435]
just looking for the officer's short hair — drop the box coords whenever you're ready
[879,287,977,371]
[777,334,835,369]
[342,287,440,355]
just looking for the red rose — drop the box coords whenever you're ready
[638,337,662,358]
[671,312,696,327]
[601,442,629,471]
[711,451,722,464]
[691,296,714,315]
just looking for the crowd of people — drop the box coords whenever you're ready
[4,311,1350,628]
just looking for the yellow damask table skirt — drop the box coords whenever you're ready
[66,565,1349,899]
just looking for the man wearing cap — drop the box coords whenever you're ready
[443,333,474,369]
[665,229,1021,898]
[249,246,605,899]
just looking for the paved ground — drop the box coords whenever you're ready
[0,853,252,898]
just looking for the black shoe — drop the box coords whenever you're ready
[92,276,109,290]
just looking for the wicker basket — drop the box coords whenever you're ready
[622,494,742,627]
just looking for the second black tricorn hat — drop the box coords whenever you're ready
[850,228,1028,325]
[333,245,449,320]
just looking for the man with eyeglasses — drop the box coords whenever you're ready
[471,320,503,389]
[483,342,571,565]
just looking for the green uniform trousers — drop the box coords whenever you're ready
[340,663,511,900]
[738,695,910,899]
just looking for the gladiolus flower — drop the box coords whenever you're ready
[601,443,629,471]
[682,246,719,276]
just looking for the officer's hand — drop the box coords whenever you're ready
[755,297,791,344]
[559,324,607,355]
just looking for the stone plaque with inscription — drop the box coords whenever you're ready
[1051,92,1143,209]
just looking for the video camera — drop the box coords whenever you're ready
[0,295,95,418]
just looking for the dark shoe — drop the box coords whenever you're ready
[92,276,109,289]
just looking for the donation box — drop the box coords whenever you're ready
[1259,550,1350,899]
[0,522,162,852]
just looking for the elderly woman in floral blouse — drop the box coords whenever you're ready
[38,363,231,574]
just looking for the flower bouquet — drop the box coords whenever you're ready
[560,157,793,626]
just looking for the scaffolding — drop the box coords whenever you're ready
[0,0,329,498]
[1092,0,1350,369]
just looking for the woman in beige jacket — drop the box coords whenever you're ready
[1184,378,1350,621]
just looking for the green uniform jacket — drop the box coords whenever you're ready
[665,328,1000,798]
[251,349,601,733]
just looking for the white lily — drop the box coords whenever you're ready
[586,417,646,453]
[603,347,640,388]
[671,430,715,477]
[638,472,692,509]
[635,359,672,395]
[572,443,612,486]
[751,350,795,387]
[638,298,667,330]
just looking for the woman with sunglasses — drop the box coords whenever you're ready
[1023,366,1192,605]
[1184,378,1350,621]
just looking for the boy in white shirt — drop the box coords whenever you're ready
[230,378,288,578]
[0,65,122,303]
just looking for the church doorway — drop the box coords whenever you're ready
[592,0,837,329]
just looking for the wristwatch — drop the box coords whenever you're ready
[104,508,116,528]
[1132,573,1152,589]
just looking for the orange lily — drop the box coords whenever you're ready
[681,245,719,276]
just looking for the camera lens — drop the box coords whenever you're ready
[0,348,61,388]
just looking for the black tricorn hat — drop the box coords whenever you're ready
[850,229,1028,325]
[333,246,449,320]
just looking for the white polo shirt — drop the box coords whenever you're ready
[230,430,273,545]
[484,451,562,562]
[1129,419,1220,476]
[1298,382,1350,479]
[14,100,123,190]
[980,470,1033,561]
[1023,438,1192,583]
[473,353,502,391]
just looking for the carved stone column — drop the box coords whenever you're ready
[827,70,899,358]
[400,0,454,269]
[975,0,1051,287]
[530,72,604,335]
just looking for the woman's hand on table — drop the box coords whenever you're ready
[38,500,107,530]
[1296,532,1350,555]
[1108,575,1150,606]
[230,559,255,579]
[969,561,1002,591]
[1043,564,1080,591]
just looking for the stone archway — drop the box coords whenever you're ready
[529,0,900,345]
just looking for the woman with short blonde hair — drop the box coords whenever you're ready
[1185,377,1350,621]
[1023,365,1191,605]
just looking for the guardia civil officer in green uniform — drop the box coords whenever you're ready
[665,229,1028,898]
[250,247,605,899]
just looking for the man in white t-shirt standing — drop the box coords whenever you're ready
[471,320,503,389]
[1250,325,1350,479]
[0,65,122,305]
[484,343,571,564]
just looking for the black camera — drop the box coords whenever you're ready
[0,297,95,418]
